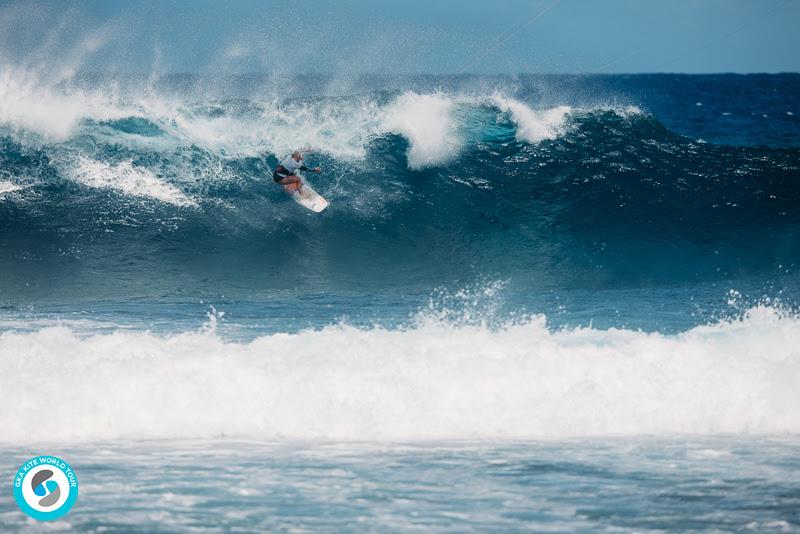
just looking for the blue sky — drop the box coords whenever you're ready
[1,0,798,74]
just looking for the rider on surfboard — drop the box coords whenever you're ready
[273,150,321,193]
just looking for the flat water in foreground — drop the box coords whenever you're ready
[1,437,798,532]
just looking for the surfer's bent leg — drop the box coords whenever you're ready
[273,170,302,192]
[279,175,302,193]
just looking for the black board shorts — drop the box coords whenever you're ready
[273,171,290,182]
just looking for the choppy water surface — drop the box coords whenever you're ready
[1,437,798,533]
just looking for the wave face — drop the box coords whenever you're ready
[1,74,799,301]
[2,305,798,443]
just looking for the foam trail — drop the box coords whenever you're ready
[0,179,22,196]
[492,95,571,143]
[382,91,461,169]
[2,306,798,443]
[69,157,196,206]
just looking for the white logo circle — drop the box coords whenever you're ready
[20,464,71,513]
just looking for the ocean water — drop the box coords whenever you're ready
[1,438,799,533]
[1,72,799,531]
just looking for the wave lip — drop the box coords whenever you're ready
[2,305,798,443]
[492,95,571,143]
[381,91,462,169]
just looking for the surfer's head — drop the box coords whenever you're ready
[292,150,302,160]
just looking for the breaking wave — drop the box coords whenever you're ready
[1,72,799,297]
[2,305,798,442]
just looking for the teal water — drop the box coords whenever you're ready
[2,437,799,532]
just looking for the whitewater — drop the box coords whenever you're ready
[2,305,799,443]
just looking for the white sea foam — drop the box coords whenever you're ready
[381,91,461,169]
[0,68,92,140]
[0,179,22,195]
[69,157,196,206]
[0,62,643,175]
[0,65,133,140]
[180,97,383,160]
[2,305,798,443]
[0,54,586,171]
[609,104,644,118]
[0,73,469,168]
[492,95,571,143]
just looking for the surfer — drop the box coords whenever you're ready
[273,150,321,193]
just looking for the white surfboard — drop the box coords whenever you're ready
[289,177,328,212]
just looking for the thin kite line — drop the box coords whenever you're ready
[456,0,564,76]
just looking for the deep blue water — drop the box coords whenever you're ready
[1,74,799,333]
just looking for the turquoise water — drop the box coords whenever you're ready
[2,438,799,532]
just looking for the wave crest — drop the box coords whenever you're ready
[382,91,462,169]
[491,95,571,143]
